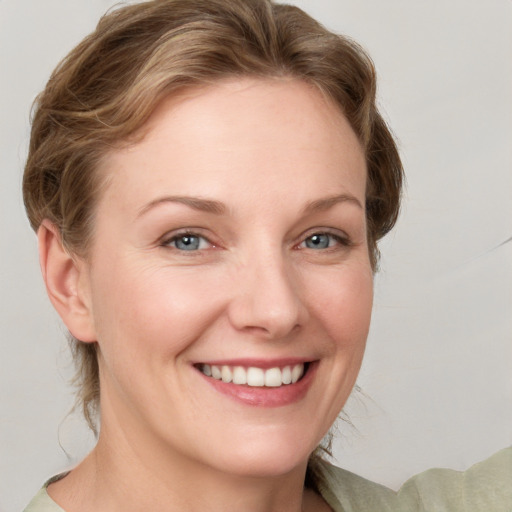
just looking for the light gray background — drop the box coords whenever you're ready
[1,1,511,511]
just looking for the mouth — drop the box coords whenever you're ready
[194,360,316,407]
[195,362,309,388]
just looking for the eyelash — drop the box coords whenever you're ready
[298,231,352,251]
[161,231,213,252]
[160,230,351,253]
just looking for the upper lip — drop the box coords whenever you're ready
[193,358,314,369]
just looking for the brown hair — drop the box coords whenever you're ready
[23,0,403,475]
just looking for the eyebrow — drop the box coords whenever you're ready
[303,193,364,213]
[137,192,362,219]
[137,196,226,217]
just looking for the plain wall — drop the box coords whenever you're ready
[1,1,511,511]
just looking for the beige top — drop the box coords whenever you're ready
[24,447,512,512]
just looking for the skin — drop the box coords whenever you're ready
[40,78,373,512]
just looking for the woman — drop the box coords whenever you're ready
[21,0,511,511]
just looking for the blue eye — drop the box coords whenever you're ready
[302,233,342,249]
[167,234,209,251]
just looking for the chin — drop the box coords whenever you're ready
[202,430,320,479]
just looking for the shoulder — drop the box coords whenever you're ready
[397,446,512,511]
[316,447,512,512]
[23,474,68,512]
[23,488,65,512]
[315,460,397,512]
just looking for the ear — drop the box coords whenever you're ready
[38,220,97,342]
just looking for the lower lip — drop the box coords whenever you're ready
[197,362,318,407]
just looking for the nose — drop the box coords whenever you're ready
[227,251,307,340]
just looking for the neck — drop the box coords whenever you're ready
[48,421,313,512]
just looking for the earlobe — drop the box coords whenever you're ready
[38,220,97,342]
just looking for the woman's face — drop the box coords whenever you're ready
[80,78,373,477]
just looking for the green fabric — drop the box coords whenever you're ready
[23,447,512,512]
[317,447,512,512]
[23,487,65,512]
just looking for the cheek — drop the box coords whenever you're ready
[89,258,225,361]
[306,263,373,349]
[301,264,372,429]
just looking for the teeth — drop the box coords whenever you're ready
[247,367,265,386]
[221,365,232,383]
[201,363,305,387]
[265,367,282,387]
[232,366,247,385]
[291,364,303,384]
[211,365,222,380]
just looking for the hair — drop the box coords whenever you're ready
[23,0,403,485]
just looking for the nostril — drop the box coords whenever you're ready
[225,264,307,339]
[240,322,301,340]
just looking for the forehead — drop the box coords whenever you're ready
[98,78,366,214]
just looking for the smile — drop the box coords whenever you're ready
[195,360,317,407]
[198,363,306,387]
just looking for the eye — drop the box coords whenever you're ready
[164,233,211,251]
[300,232,347,250]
